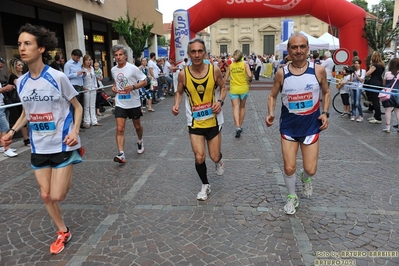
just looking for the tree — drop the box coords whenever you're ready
[351,0,369,12]
[362,0,399,53]
[111,12,154,60]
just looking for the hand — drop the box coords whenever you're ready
[265,115,274,127]
[63,132,79,147]
[1,132,13,147]
[212,101,222,114]
[112,85,118,93]
[172,105,179,116]
[318,114,329,130]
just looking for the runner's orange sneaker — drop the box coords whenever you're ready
[50,228,72,254]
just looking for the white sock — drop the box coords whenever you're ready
[283,172,297,196]
[119,151,124,155]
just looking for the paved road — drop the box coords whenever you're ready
[1,80,399,265]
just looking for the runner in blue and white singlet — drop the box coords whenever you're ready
[280,62,322,137]
[17,65,81,154]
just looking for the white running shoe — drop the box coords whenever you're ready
[215,160,225,176]
[137,142,145,154]
[197,184,211,201]
[284,194,299,215]
[4,148,18,157]
[113,153,126,163]
[0,147,17,152]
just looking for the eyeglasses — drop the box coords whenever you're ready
[289,44,308,50]
[189,49,205,55]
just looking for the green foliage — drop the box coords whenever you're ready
[351,0,369,12]
[363,0,399,53]
[370,0,394,18]
[111,12,154,60]
[158,35,166,46]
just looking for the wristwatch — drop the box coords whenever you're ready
[218,99,224,106]
[322,111,330,118]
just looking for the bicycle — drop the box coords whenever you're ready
[332,81,385,115]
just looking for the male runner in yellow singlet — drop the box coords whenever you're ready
[172,38,227,201]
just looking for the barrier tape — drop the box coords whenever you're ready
[330,77,399,95]
[0,84,113,110]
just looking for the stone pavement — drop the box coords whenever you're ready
[1,82,399,266]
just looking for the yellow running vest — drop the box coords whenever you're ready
[184,65,220,128]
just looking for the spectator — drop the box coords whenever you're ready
[50,54,62,71]
[64,49,86,131]
[381,58,399,132]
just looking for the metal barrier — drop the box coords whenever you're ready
[0,84,113,110]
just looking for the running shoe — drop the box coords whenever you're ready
[235,128,242,138]
[197,184,211,201]
[382,128,390,133]
[113,153,126,163]
[368,118,382,124]
[4,149,18,157]
[356,116,363,122]
[137,142,145,154]
[215,160,225,176]
[350,116,355,121]
[50,228,72,254]
[284,194,299,215]
[300,169,313,198]
[0,147,16,152]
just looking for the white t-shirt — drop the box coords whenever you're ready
[321,57,335,80]
[340,75,351,94]
[17,65,80,154]
[148,59,159,78]
[163,60,172,76]
[111,62,146,109]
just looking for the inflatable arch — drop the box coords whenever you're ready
[170,0,367,66]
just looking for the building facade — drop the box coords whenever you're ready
[0,0,163,81]
[210,16,331,56]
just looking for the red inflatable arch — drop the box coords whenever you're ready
[169,0,367,66]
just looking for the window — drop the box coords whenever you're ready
[263,35,274,55]
[220,45,227,55]
[242,44,250,56]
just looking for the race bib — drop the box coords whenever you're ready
[29,112,56,135]
[192,102,213,120]
[117,91,131,101]
[287,92,313,113]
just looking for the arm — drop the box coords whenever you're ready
[245,63,253,81]
[63,97,82,147]
[1,108,28,147]
[315,64,330,130]
[224,64,230,82]
[213,66,227,114]
[365,65,376,77]
[265,68,283,127]
[172,70,185,116]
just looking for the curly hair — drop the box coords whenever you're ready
[18,23,58,64]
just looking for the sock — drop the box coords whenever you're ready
[64,227,69,233]
[301,170,311,182]
[216,153,223,163]
[283,172,297,196]
[195,161,208,184]
[119,151,124,155]
[138,139,143,143]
